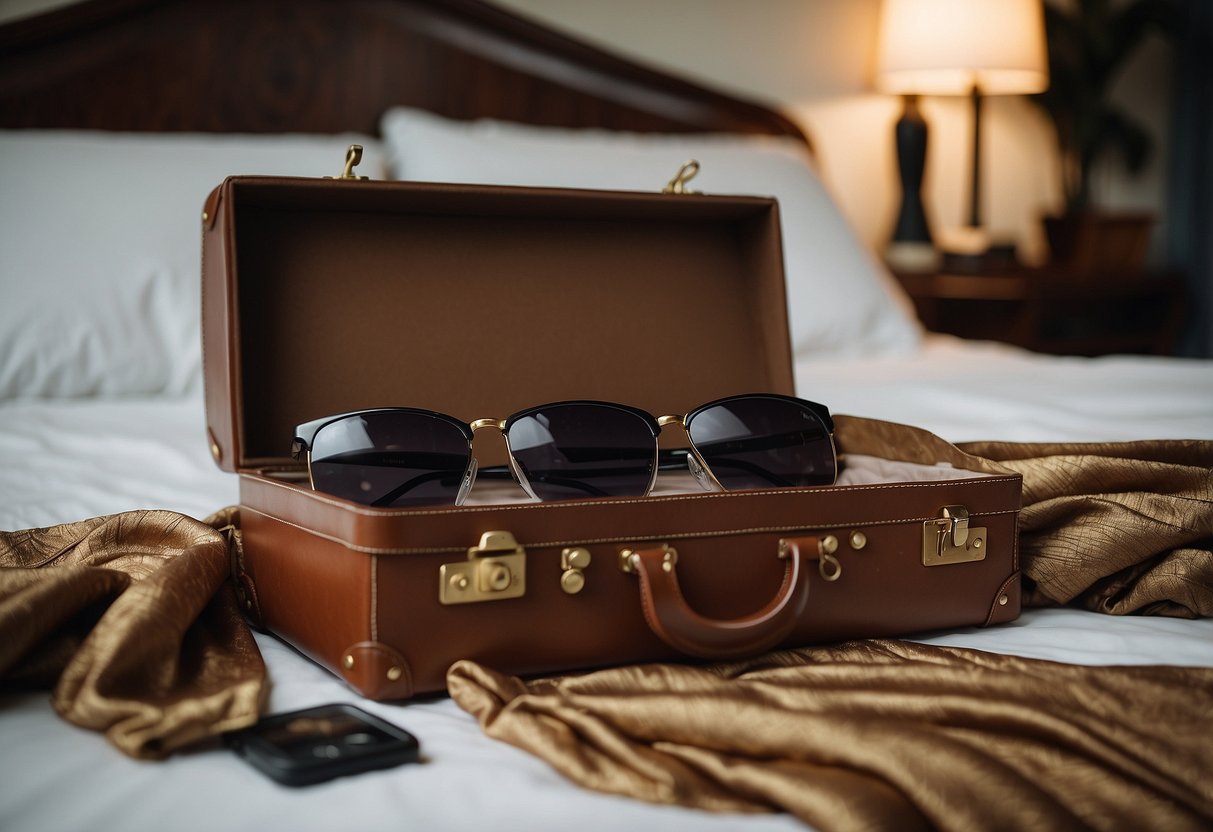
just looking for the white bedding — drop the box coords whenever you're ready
[797,334,1213,443]
[2,336,1211,832]
[2,114,1210,831]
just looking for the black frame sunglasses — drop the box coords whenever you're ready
[291,393,836,508]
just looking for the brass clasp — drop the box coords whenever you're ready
[559,547,592,594]
[922,505,987,566]
[439,530,526,605]
[662,159,700,194]
[325,144,370,181]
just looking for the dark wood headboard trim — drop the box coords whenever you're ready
[0,0,809,146]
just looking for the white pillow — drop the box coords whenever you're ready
[380,107,921,360]
[0,131,384,400]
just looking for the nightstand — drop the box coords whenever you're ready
[890,265,1187,356]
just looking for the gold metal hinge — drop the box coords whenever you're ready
[662,159,700,194]
[439,530,526,605]
[922,505,987,566]
[325,144,370,181]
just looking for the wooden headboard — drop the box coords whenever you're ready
[0,0,809,147]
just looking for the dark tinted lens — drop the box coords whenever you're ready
[686,396,834,490]
[505,403,657,500]
[310,411,470,507]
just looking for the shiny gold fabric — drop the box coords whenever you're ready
[449,640,1213,831]
[1,433,1209,782]
[0,508,265,758]
[449,437,1213,829]
[958,439,1213,617]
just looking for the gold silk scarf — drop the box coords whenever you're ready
[957,438,1213,617]
[448,640,1213,831]
[0,508,264,758]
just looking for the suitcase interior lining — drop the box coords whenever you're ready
[229,181,793,468]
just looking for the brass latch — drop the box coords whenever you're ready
[325,144,370,181]
[439,530,526,605]
[922,505,987,566]
[559,547,591,594]
[662,159,700,194]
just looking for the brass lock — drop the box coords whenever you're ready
[439,531,526,605]
[922,506,987,566]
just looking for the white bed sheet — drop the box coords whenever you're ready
[796,334,1213,444]
[2,337,1211,832]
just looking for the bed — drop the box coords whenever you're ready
[2,1,1211,830]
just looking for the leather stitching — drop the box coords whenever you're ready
[244,471,1023,518]
[240,503,1021,556]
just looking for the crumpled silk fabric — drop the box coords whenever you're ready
[957,439,1213,617]
[449,640,1213,832]
[0,508,265,758]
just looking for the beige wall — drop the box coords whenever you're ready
[3,0,1173,265]
[496,0,1173,266]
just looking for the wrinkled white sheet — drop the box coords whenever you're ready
[2,337,1211,832]
[796,335,1213,443]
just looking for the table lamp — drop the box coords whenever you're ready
[877,0,1048,271]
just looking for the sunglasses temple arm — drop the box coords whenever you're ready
[656,448,692,471]
[369,469,465,507]
[699,459,797,488]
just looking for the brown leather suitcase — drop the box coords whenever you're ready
[202,163,1022,700]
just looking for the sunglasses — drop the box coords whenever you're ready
[291,393,836,508]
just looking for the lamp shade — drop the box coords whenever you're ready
[877,0,1048,95]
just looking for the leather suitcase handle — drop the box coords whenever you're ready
[623,536,823,660]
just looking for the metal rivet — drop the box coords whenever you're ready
[486,564,511,591]
[820,535,839,555]
[560,569,586,594]
[561,547,592,570]
[207,429,222,463]
[450,574,469,592]
[619,550,639,573]
[201,210,209,223]
[999,594,1009,606]
[386,666,403,681]
[343,654,355,669]
[974,537,984,550]
[849,531,867,550]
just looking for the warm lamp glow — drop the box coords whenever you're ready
[877,0,1048,96]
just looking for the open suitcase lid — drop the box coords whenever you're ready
[201,166,794,472]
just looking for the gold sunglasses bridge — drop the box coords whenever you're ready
[656,414,685,428]
[470,418,507,432]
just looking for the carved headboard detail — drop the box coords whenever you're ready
[0,0,809,147]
